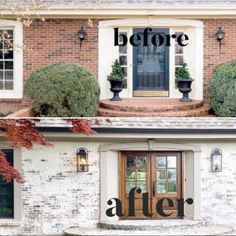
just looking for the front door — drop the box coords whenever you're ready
[133,28,169,97]
[119,151,182,219]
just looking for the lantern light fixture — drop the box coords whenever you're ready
[211,148,222,172]
[76,147,89,172]
[215,27,225,52]
[78,27,87,48]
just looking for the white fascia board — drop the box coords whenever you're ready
[1,5,236,18]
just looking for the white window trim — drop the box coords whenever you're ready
[0,20,23,99]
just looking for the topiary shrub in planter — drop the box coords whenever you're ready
[175,62,194,102]
[107,60,124,101]
[210,60,236,117]
[26,63,100,117]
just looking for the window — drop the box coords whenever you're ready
[0,20,23,99]
[0,30,14,91]
[175,32,184,69]
[0,149,14,218]
[118,31,128,89]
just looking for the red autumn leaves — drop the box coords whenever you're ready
[0,119,102,183]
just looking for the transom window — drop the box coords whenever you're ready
[0,149,14,218]
[0,30,14,91]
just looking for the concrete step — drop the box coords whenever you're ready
[97,105,211,117]
[64,224,234,235]
[98,219,201,230]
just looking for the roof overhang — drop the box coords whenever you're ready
[1,5,236,19]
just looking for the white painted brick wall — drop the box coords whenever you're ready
[200,142,236,229]
[1,140,236,235]
[21,141,101,235]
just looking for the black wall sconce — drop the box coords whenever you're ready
[76,147,89,172]
[215,27,225,52]
[78,27,87,48]
[211,148,222,172]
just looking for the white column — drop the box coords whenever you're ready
[193,26,204,100]
[193,150,202,220]
[100,150,119,222]
[98,26,118,99]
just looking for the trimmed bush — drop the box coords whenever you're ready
[210,60,236,117]
[26,63,100,117]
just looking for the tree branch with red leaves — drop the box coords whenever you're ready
[0,119,104,183]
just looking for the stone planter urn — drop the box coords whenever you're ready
[176,78,194,102]
[108,79,123,101]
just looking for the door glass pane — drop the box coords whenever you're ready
[168,182,177,193]
[168,169,176,180]
[167,156,176,168]
[157,169,166,180]
[134,29,168,91]
[156,154,178,194]
[127,170,136,180]
[156,156,166,168]
[126,157,136,169]
[137,181,146,192]
[125,155,147,193]
[136,157,146,169]
[157,181,166,193]
[136,170,146,180]
[126,181,136,192]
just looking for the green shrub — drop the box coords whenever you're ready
[210,60,236,117]
[26,63,100,117]
[107,60,124,80]
[175,62,190,80]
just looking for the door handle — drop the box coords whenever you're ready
[152,181,156,196]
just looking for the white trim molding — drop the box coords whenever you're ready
[0,20,23,99]
[98,18,204,100]
[1,5,236,18]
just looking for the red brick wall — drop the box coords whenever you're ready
[203,19,236,102]
[24,19,98,79]
[1,18,236,114]
[1,19,99,114]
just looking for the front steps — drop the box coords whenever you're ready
[64,220,234,235]
[98,99,211,117]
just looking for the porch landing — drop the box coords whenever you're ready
[64,220,233,235]
[98,99,211,117]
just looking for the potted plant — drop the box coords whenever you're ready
[107,60,124,101]
[175,62,194,102]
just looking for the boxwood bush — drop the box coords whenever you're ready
[210,60,236,117]
[26,63,100,117]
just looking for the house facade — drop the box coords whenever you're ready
[0,118,236,235]
[0,1,236,115]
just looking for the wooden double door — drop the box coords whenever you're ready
[119,151,183,219]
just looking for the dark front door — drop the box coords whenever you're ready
[133,28,169,97]
[119,151,182,219]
